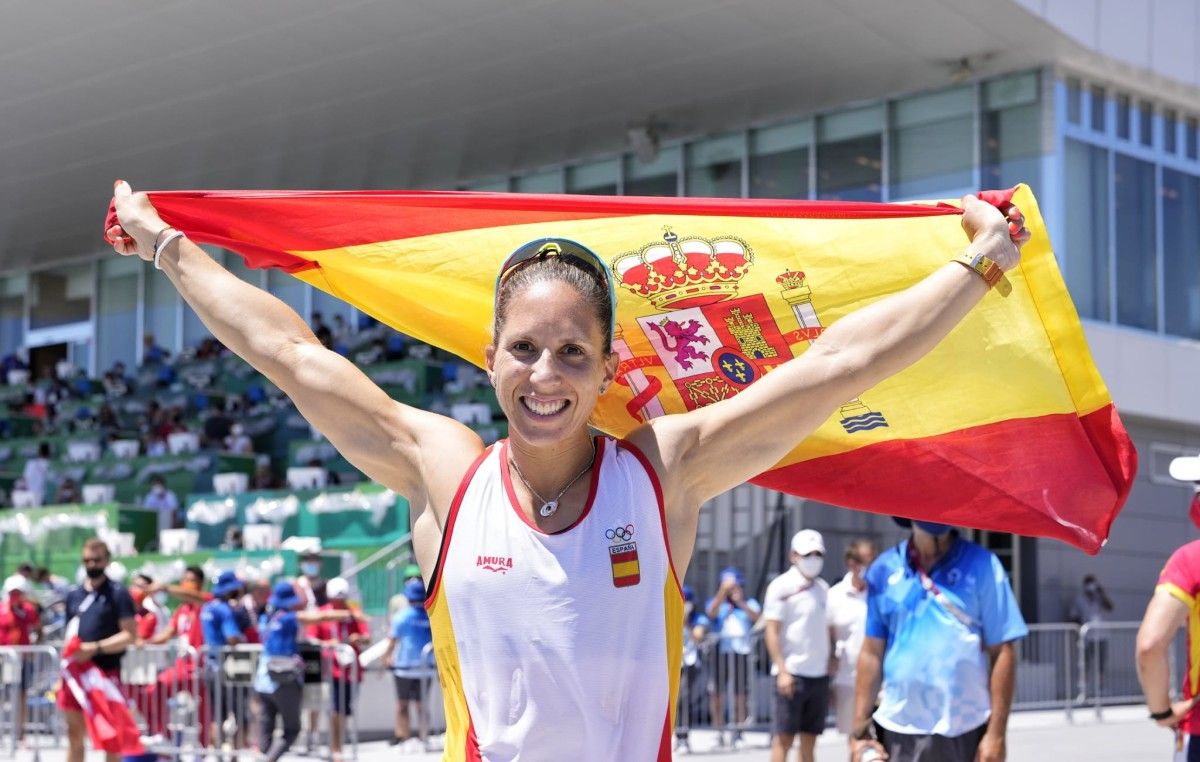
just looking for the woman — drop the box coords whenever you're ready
[108,181,1029,760]
[253,580,355,762]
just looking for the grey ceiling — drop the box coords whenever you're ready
[0,0,1072,274]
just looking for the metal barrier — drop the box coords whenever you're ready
[0,645,61,758]
[121,642,203,757]
[1012,623,1079,716]
[1077,621,1175,719]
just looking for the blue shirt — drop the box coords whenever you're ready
[65,579,135,671]
[864,537,1028,737]
[706,598,761,655]
[389,605,432,675]
[200,599,244,650]
[254,610,301,693]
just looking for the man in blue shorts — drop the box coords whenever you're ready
[851,520,1027,762]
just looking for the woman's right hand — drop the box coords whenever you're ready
[106,180,168,262]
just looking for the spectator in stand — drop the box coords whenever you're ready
[142,332,170,366]
[21,442,51,507]
[253,462,280,490]
[255,580,357,762]
[385,578,433,750]
[142,475,181,539]
[60,538,137,762]
[102,361,131,398]
[97,402,120,440]
[331,314,350,353]
[310,577,368,762]
[224,422,254,454]
[203,407,233,450]
[385,331,407,360]
[312,312,333,350]
[55,477,82,504]
[0,574,42,745]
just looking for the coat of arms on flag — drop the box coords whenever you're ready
[612,227,888,432]
[606,523,640,588]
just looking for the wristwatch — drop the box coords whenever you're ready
[1149,706,1173,721]
[955,249,1012,297]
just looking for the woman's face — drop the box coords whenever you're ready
[486,279,616,450]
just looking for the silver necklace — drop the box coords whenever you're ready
[508,441,596,518]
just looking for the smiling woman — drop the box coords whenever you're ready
[106,180,1028,761]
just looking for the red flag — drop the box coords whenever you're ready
[60,637,144,755]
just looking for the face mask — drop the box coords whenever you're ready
[85,566,106,580]
[301,562,320,577]
[914,520,952,536]
[151,485,165,496]
[796,556,824,579]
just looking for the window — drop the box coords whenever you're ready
[0,277,25,359]
[816,105,883,201]
[1164,110,1178,154]
[624,146,680,196]
[749,121,810,199]
[1116,94,1131,139]
[1066,78,1082,124]
[1139,101,1154,147]
[1188,117,1199,160]
[1063,140,1111,320]
[513,170,562,194]
[30,265,90,331]
[144,266,178,356]
[890,86,974,199]
[1090,85,1106,131]
[97,258,139,372]
[1113,154,1157,330]
[1162,169,1200,338]
[567,159,619,195]
[982,72,1041,192]
[686,134,743,198]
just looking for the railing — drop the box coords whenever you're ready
[341,532,415,615]
[0,620,1184,755]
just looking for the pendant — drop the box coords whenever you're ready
[539,500,559,517]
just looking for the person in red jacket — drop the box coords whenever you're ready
[0,574,42,744]
[307,577,368,762]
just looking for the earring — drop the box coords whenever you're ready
[599,383,609,394]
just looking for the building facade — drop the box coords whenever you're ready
[1,0,1198,622]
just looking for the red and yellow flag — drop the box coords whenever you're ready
[121,185,1135,553]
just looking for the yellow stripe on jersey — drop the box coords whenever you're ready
[427,586,474,762]
[662,574,684,736]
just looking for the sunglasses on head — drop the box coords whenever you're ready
[494,238,617,341]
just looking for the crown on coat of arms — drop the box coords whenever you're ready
[775,270,807,290]
[611,227,754,310]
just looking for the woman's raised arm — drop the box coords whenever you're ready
[107,181,482,521]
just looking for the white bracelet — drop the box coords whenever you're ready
[153,229,186,270]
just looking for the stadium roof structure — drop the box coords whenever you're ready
[0,0,1186,274]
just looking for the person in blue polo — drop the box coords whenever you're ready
[384,578,434,749]
[201,570,248,748]
[851,520,1028,762]
[254,580,355,762]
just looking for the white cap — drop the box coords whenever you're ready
[326,577,350,600]
[1170,454,1200,482]
[791,529,825,556]
[3,574,30,596]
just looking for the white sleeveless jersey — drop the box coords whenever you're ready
[426,437,684,762]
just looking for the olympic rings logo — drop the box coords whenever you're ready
[606,524,635,542]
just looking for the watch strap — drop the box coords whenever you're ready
[1149,706,1174,721]
[955,249,1012,297]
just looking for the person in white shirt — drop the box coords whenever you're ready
[826,538,877,740]
[21,443,51,507]
[764,529,831,762]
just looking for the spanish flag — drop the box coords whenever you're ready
[117,185,1135,553]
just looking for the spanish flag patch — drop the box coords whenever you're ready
[609,542,640,588]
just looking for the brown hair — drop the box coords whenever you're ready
[845,538,877,565]
[82,537,110,560]
[494,257,613,354]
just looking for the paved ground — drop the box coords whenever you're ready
[12,705,1171,760]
